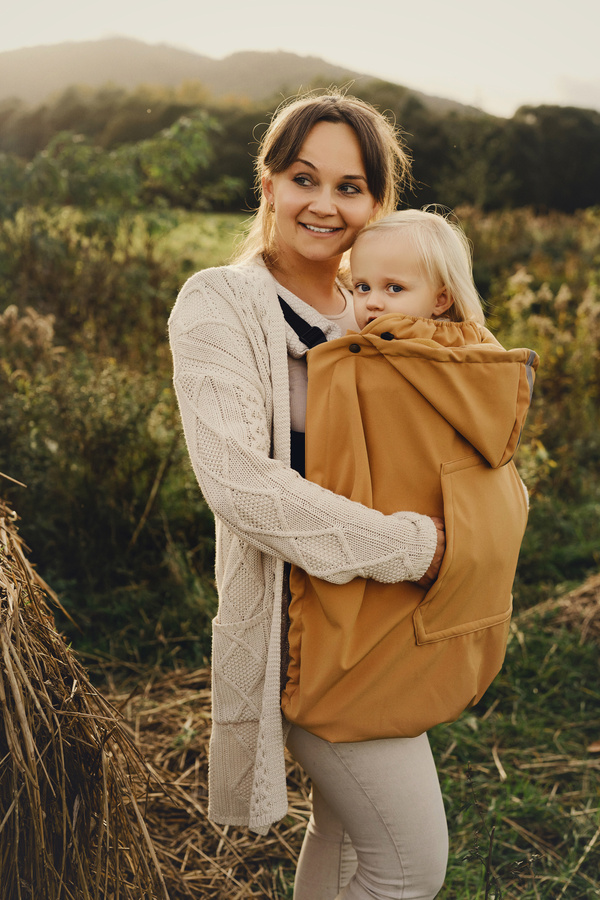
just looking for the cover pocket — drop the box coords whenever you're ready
[414,456,527,644]
[211,608,271,724]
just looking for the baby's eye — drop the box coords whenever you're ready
[354,283,370,293]
[388,284,404,293]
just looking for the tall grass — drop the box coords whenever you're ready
[462,207,600,606]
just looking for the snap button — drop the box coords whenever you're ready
[349,343,361,353]
[381,332,395,341]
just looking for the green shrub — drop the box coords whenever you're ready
[0,206,182,367]
[0,305,216,664]
[460,207,600,601]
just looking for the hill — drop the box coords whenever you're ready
[0,36,484,116]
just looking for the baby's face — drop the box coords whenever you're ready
[351,231,448,328]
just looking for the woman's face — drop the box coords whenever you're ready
[262,121,379,268]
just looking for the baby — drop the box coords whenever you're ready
[282,208,539,744]
[350,208,484,327]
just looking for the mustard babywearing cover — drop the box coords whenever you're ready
[282,313,539,741]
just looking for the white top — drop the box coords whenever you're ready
[277,280,359,433]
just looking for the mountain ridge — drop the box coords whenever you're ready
[0,37,485,116]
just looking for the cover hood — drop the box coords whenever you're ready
[319,314,539,469]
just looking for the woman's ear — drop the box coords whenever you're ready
[262,174,274,206]
[433,288,453,316]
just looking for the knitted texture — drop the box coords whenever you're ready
[168,261,438,832]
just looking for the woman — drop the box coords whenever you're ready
[168,91,447,900]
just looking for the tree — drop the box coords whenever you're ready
[509,105,600,211]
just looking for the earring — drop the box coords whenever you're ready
[270,201,275,212]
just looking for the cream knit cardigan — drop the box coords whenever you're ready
[168,260,438,834]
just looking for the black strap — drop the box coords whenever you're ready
[278,295,328,349]
[290,429,306,477]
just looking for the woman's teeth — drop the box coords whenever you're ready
[303,224,338,233]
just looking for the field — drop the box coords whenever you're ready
[94,577,599,900]
[1,207,599,898]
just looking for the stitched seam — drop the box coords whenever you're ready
[324,741,407,894]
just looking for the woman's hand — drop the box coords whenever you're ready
[416,517,445,589]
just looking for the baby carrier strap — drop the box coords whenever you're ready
[278,295,328,349]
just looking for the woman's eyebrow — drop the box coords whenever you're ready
[293,158,367,182]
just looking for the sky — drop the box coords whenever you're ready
[3,0,599,118]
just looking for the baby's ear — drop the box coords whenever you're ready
[433,288,453,315]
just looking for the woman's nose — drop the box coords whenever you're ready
[308,188,336,216]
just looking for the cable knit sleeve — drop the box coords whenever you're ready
[169,266,437,585]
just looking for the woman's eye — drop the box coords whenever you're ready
[339,183,360,195]
[388,284,403,293]
[293,175,312,187]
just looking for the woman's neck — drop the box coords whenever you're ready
[268,254,345,316]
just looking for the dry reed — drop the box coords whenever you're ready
[516,572,600,643]
[0,495,170,899]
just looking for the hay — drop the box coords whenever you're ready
[516,571,600,644]
[0,496,170,899]
[103,666,310,899]
[551,572,600,643]
[103,572,600,897]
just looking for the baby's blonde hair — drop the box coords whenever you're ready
[353,208,485,324]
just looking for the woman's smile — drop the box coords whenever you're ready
[300,222,343,234]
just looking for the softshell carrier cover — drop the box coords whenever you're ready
[282,313,539,742]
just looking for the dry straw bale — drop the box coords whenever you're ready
[0,493,170,899]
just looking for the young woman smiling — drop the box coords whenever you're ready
[169,91,447,900]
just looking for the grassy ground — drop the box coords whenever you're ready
[430,578,600,899]
[93,574,599,899]
[5,488,598,898]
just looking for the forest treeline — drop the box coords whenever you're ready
[1,80,600,215]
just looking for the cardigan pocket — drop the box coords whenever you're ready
[414,455,527,644]
[211,608,271,724]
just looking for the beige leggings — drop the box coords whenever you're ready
[287,725,448,900]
